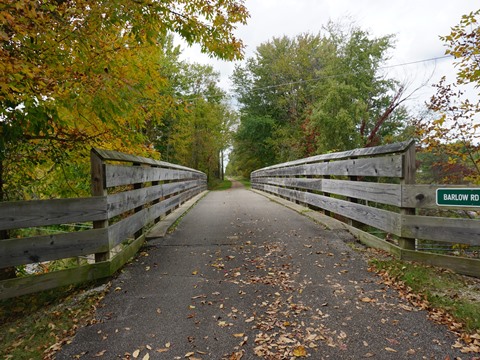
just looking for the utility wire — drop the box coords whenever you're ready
[185,54,453,102]
[236,54,452,94]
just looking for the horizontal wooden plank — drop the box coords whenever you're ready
[0,228,109,268]
[0,197,107,231]
[402,184,480,209]
[254,178,401,206]
[108,208,149,247]
[147,189,200,225]
[109,234,146,275]
[257,184,402,235]
[401,249,480,278]
[0,262,111,300]
[255,155,403,178]
[108,188,200,246]
[252,140,414,174]
[344,223,403,257]
[92,148,205,174]
[146,190,208,239]
[105,165,203,188]
[107,180,203,218]
[322,179,401,206]
[402,215,480,245]
[253,184,480,279]
[253,177,323,191]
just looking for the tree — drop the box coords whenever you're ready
[160,63,234,182]
[415,9,480,184]
[231,115,276,176]
[231,22,409,176]
[0,0,249,200]
[0,0,248,278]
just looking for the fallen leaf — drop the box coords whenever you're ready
[94,350,107,357]
[185,352,195,357]
[360,297,375,303]
[385,347,397,353]
[399,304,413,311]
[133,349,140,358]
[142,354,150,360]
[292,345,307,357]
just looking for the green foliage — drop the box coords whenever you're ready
[209,179,232,191]
[157,63,235,181]
[231,115,276,176]
[231,22,410,175]
[415,9,480,185]
[0,1,248,201]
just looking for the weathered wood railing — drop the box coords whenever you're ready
[0,149,207,299]
[251,140,480,277]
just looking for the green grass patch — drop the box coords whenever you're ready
[0,282,108,359]
[237,177,251,189]
[370,258,480,332]
[209,179,232,191]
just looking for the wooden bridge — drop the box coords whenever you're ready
[0,140,479,300]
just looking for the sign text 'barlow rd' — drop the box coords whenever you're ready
[436,188,480,207]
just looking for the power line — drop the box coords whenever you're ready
[183,54,453,102]
[380,55,451,69]
[234,54,453,95]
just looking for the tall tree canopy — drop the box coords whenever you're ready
[230,22,409,176]
[0,0,248,200]
[156,63,235,181]
[415,9,480,184]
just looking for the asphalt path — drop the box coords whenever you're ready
[57,182,465,359]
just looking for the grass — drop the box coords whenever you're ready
[370,258,480,333]
[0,282,109,359]
[236,177,251,189]
[208,178,232,191]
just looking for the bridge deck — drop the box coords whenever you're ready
[57,181,463,359]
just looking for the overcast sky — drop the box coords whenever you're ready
[179,0,479,110]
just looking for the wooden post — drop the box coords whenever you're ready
[398,142,416,250]
[323,168,331,217]
[133,162,144,239]
[152,167,161,224]
[347,157,362,228]
[91,149,110,262]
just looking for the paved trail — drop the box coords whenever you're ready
[58,183,464,359]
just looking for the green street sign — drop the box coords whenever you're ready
[436,188,480,207]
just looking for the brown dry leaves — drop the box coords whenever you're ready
[208,241,346,359]
[372,266,480,355]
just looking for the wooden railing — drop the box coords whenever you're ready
[251,140,480,277]
[0,149,207,299]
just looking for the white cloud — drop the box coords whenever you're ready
[178,0,479,107]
